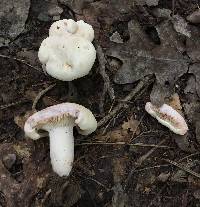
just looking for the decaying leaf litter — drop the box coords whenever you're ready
[1,0,200,206]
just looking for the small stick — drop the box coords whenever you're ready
[164,159,200,179]
[75,141,172,148]
[124,137,168,189]
[76,173,110,191]
[97,46,115,113]
[172,0,175,17]
[0,100,28,110]
[98,76,154,128]
[135,164,171,172]
[178,152,200,162]
[32,83,56,110]
[136,138,168,166]
[85,177,110,191]
[134,153,200,173]
[0,54,42,73]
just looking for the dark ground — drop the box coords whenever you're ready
[1,0,200,206]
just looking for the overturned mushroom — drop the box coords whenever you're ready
[145,102,188,135]
[24,103,97,176]
[49,19,94,42]
[38,35,96,81]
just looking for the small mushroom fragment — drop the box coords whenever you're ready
[49,19,94,42]
[38,35,96,81]
[24,103,97,176]
[145,102,188,135]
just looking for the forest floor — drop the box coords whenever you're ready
[1,0,200,206]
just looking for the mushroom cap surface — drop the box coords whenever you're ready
[24,103,97,139]
[49,19,94,42]
[49,19,78,37]
[76,20,94,42]
[38,35,96,81]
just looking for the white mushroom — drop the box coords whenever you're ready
[24,103,97,177]
[38,35,96,81]
[145,102,188,135]
[76,20,94,42]
[49,19,94,42]
[49,19,78,37]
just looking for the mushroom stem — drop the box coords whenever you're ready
[49,126,74,176]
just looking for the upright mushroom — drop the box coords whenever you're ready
[24,103,97,176]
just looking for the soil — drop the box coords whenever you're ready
[1,0,200,207]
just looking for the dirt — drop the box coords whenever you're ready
[1,0,200,206]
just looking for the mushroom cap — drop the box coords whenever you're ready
[49,19,78,37]
[24,103,97,140]
[49,19,94,42]
[38,35,96,81]
[145,102,188,135]
[76,20,94,42]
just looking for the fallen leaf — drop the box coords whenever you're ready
[13,144,31,158]
[183,102,200,145]
[14,110,36,129]
[172,15,191,38]
[189,63,200,97]
[107,20,188,104]
[0,0,30,46]
[108,129,128,142]
[168,93,182,112]
[122,116,140,135]
[157,172,171,182]
[186,26,200,62]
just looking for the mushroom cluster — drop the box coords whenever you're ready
[24,19,97,177]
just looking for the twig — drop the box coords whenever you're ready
[76,173,110,191]
[97,46,115,113]
[40,189,51,207]
[130,114,145,142]
[32,83,56,110]
[172,0,175,16]
[163,159,200,179]
[136,138,168,166]
[0,54,42,73]
[98,76,154,128]
[133,153,200,173]
[75,141,172,148]
[85,177,110,191]
[124,137,168,189]
[0,100,29,110]
[134,164,171,172]
[178,152,200,162]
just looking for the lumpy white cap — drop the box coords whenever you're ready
[38,35,96,81]
[49,19,94,42]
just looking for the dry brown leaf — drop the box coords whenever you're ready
[108,129,128,142]
[167,93,182,111]
[13,144,31,158]
[122,116,140,135]
[14,110,36,129]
